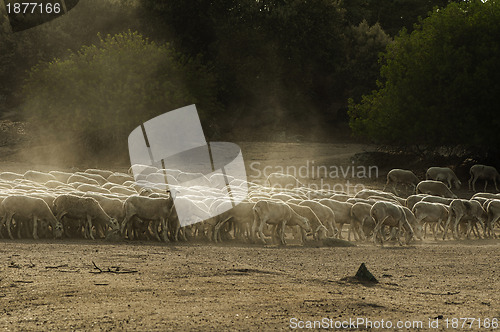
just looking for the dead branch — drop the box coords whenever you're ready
[90,261,138,274]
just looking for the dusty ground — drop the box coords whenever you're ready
[0,141,499,331]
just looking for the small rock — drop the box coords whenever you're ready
[355,263,378,283]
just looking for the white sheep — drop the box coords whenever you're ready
[266,172,304,189]
[485,199,500,238]
[54,194,119,240]
[412,201,449,240]
[83,193,125,223]
[213,201,255,242]
[75,172,107,185]
[468,164,500,192]
[421,195,454,206]
[252,200,311,245]
[349,202,373,241]
[383,169,419,195]
[121,195,174,242]
[370,201,414,245]
[442,199,486,240]
[299,200,338,238]
[1,195,62,240]
[426,167,461,189]
[318,198,353,239]
[416,180,457,198]
[355,189,406,205]
[288,203,328,241]
[76,184,111,195]
[85,168,114,179]
[0,172,23,181]
[23,170,57,184]
[48,171,73,183]
[405,194,428,210]
[402,206,423,240]
[107,172,133,185]
[67,174,100,186]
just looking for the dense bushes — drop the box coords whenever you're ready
[348,1,500,154]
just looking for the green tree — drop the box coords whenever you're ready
[21,31,219,161]
[348,0,500,153]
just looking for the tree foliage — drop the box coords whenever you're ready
[348,0,500,152]
[21,31,219,160]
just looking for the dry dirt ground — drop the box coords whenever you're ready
[0,142,499,331]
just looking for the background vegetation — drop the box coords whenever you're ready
[1,0,497,163]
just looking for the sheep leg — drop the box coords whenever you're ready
[32,216,39,240]
[280,220,288,245]
[160,218,169,242]
[495,179,499,192]
[179,226,188,241]
[382,179,390,192]
[251,211,260,243]
[392,184,399,196]
[6,213,15,240]
[484,180,489,192]
[86,216,94,240]
[257,218,267,245]
[442,214,453,240]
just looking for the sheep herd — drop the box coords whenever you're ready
[0,164,499,246]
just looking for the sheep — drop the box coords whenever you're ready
[270,193,297,202]
[412,201,449,240]
[76,184,111,195]
[329,194,352,202]
[0,172,24,181]
[469,164,500,192]
[355,189,405,205]
[472,192,500,200]
[484,199,500,238]
[109,185,137,196]
[252,200,311,245]
[121,195,174,242]
[67,174,100,186]
[367,195,403,205]
[266,172,303,189]
[288,203,328,241]
[405,194,428,210]
[426,167,461,189]
[346,197,377,205]
[442,199,487,240]
[299,200,338,238]
[349,202,373,241]
[44,180,67,189]
[48,171,73,183]
[23,170,57,184]
[107,172,133,185]
[83,193,125,223]
[421,195,454,206]
[1,195,62,240]
[213,201,255,242]
[383,169,419,195]
[416,180,457,198]
[370,201,414,245]
[75,172,107,186]
[169,197,211,240]
[85,168,114,179]
[402,206,423,240]
[318,198,353,239]
[53,194,119,240]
